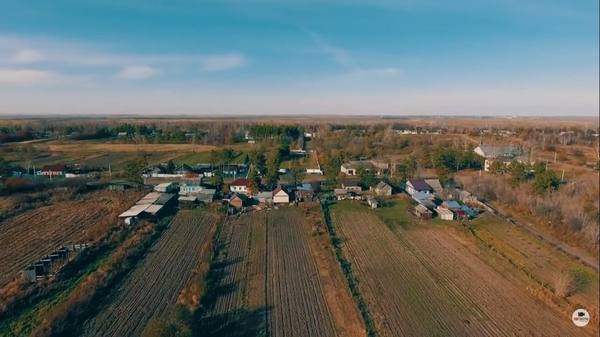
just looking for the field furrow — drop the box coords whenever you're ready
[81,210,217,337]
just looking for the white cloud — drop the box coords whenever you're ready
[11,48,45,64]
[115,65,158,80]
[309,32,354,68]
[200,54,247,72]
[0,68,56,85]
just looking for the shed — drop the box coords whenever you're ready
[255,191,273,205]
[436,206,454,221]
[229,194,244,209]
[414,204,433,219]
[366,196,379,209]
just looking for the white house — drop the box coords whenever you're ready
[230,178,249,194]
[405,179,433,197]
[273,187,290,204]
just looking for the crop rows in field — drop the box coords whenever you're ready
[332,209,586,337]
[266,208,337,337]
[199,212,264,336]
[81,211,218,337]
[200,207,351,337]
[0,191,141,286]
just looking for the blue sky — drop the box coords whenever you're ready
[0,0,598,115]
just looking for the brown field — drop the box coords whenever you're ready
[471,213,599,322]
[43,142,216,153]
[199,206,365,337]
[331,202,595,337]
[81,210,218,337]
[0,190,143,287]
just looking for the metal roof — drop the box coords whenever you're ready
[144,204,164,215]
[119,204,151,217]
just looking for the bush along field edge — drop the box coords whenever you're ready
[320,200,378,337]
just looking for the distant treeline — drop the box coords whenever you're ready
[248,124,302,140]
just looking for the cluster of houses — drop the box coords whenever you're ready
[333,180,393,209]
[223,178,317,212]
[405,178,480,221]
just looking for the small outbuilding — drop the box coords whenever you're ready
[436,206,454,221]
[366,196,379,209]
[229,194,244,209]
[414,204,433,219]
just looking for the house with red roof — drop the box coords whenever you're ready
[229,178,249,195]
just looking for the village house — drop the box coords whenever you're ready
[38,164,66,177]
[229,178,249,194]
[372,181,393,196]
[273,187,290,204]
[405,179,433,197]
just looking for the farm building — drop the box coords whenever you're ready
[366,196,379,209]
[295,183,315,202]
[334,188,348,200]
[119,192,176,221]
[196,189,216,204]
[340,160,389,176]
[273,187,290,204]
[474,144,521,159]
[230,178,249,194]
[372,181,392,196]
[38,164,66,177]
[406,179,433,197]
[436,206,454,220]
[306,168,323,175]
[343,184,362,193]
[178,195,198,208]
[414,204,433,219]
[255,191,273,205]
[154,182,178,193]
[474,144,524,171]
